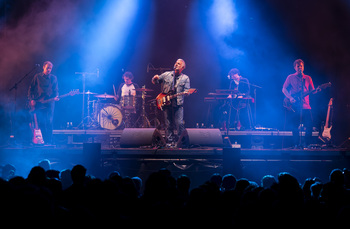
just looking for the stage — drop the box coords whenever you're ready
[1,129,349,187]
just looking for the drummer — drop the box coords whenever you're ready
[113,71,140,104]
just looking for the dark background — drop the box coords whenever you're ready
[0,0,349,146]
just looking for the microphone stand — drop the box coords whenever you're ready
[239,79,262,129]
[8,65,39,144]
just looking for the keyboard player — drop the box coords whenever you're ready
[224,68,252,130]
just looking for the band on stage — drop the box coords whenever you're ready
[27,58,331,148]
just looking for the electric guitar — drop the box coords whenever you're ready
[283,82,331,112]
[156,88,197,110]
[319,98,333,143]
[29,89,79,112]
[30,113,44,144]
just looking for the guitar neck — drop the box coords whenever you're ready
[33,113,39,129]
[325,104,332,128]
[169,91,187,99]
[41,92,72,103]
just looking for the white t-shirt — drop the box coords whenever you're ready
[121,84,136,97]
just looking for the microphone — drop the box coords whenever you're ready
[97,68,99,77]
[147,64,149,73]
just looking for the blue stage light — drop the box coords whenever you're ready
[82,0,140,72]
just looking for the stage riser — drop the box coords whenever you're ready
[53,129,319,149]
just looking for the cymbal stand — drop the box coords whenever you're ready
[135,85,151,128]
[75,71,97,129]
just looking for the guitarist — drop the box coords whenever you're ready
[151,59,190,143]
[282,59,318,148]
[28,61,59,145]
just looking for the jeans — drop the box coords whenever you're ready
[163,105,184,142]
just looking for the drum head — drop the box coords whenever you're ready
[97,105,123,130]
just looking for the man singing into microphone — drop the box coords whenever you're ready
[282,59,315,148]
[151,59,190,144]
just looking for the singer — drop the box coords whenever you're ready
[28,61,59,145]
[151,58,190,144]
[282,59,315,148]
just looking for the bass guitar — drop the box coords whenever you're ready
[283,82,331,112]
[319,98,333,143]
[156,88,197,110]
[29,89,79,112]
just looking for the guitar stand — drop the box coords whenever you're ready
[135,88,151,128]
[147,100,161,129]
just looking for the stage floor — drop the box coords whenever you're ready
[52,129,320,149]
[1,140,349,187]
[1,129,348,187]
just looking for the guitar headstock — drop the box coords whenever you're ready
[188,88,197,94]
[319,82,331,90]
[328,98,333,106]
[68,89,80,96]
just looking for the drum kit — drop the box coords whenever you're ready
[78,87,156,130]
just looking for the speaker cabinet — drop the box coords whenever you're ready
[120,128,165,148]
[83,143,101,175]
[177,128,223,148]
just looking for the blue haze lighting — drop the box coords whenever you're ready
[82,0,140,71]
[208,0,243,59]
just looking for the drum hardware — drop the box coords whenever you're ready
[134,88,154,92]
[135,85,151,128]
[79,91,97,95]
[75,70,98,129]
[97,104,123,130]
[147,100,161,129]
[94,93,116,99]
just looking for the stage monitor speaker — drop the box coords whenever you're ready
[177,128,223,148]
[120,128,165,148]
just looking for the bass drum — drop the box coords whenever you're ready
[97,104,123,130]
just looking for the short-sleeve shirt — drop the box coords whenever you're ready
[283,73,315,109]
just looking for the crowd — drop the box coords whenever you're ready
[1,160,350,227]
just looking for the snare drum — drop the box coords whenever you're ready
[121,95,136,110]
[97,104,123,130]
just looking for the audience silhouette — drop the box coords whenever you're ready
[0,161,350,226]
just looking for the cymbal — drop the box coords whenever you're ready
[79,91,97,95]
[94,93,116,99]
[134,88,153,92]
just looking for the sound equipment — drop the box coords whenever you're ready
[177,128,223,148]
[83,143,101,175]
[223,147,242,176]
[120,128,165,148]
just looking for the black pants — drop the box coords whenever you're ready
[35,102,55,144]
[286,108,313,146]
